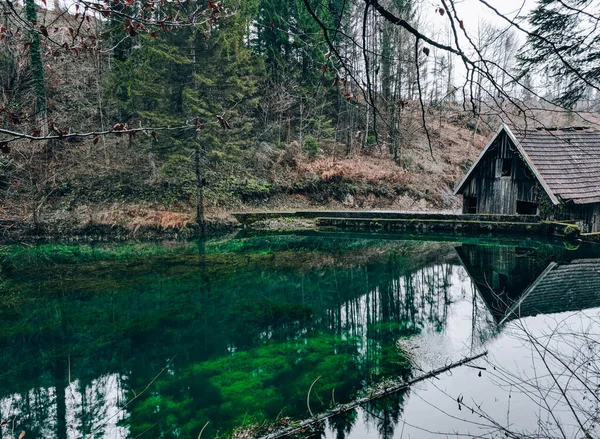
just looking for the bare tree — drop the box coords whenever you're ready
[303,0,600,153]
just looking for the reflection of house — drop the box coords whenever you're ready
[500,259,600,324]
[455,124,600,232]
[455,244,600,324]
[455,244,546,322]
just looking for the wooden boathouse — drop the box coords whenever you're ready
[455,124,600,233]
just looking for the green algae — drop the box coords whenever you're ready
[1,233,599,439]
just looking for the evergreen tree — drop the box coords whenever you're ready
[25,0,46,123]
[106,2,264,222]
[518,0,600,108]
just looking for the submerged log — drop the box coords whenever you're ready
[259,350,488,439]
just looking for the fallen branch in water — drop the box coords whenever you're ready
[258,350,488,439]
[306,376,321,417]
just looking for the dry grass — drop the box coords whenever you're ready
[273,118,488,211]
[296,157,411,185]
[90,205,192,231]
[54,202,237,230]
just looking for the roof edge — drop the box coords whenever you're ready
[503,125,560,205]
[453,124,506,196]
[498,261,558,325]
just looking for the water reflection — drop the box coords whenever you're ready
[456,242,600,324]
[0,234,598,439]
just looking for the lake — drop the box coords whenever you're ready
[1,231,599,439]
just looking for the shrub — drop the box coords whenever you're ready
[304,137,319,157]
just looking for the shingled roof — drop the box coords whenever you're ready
[455,124,600,205]
[500,259,600,324]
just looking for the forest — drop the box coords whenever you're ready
[2,3,600,437]
[0,0,599,233]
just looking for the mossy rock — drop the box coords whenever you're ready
[564,224,581,239]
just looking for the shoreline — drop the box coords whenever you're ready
[0,219,237,244]
[2,210,599,244]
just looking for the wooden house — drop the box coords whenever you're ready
[454,124,600,233]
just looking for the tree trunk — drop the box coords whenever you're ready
[26,0,46,122]
[195,141,205,234]
[55,358,67,439]
[26,0,49,229]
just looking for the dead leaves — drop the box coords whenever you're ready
[49,121,68,136]
[194,117,203,132]
[300,157,410,186]
[206,1,224,25]
[216,115,230,129]
[207,1,223,13]
[0,107,26,125]
[123,20,146,37]
[435,6,464,30]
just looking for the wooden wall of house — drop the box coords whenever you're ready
[460,131,537,215]
[549,202,600,233]
[593,204,600,233]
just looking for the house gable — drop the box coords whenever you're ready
[455,124,559,206]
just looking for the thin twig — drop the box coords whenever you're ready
[197,421,209,439]
[414,38,434,161]
[86,354,177,437]
[0,124,196,143]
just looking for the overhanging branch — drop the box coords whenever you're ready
[0,124,196,143]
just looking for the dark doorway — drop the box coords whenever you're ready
[465,197,477,214]
[516,200,537,215]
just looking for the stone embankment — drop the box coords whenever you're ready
[232,211,583,240]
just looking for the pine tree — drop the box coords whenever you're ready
[518,0,600,109]
[25,0,46,122]
[106,1,264,226]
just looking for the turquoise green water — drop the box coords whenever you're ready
[1,232,599,438]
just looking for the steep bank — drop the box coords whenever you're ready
[1,118,488,240]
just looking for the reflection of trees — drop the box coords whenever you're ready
[0,371,126,439]
[364,392,407,439]
[55,359,67,439]
[328,410,358,439]
[330,259,457,439]
[0,236,490,439]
